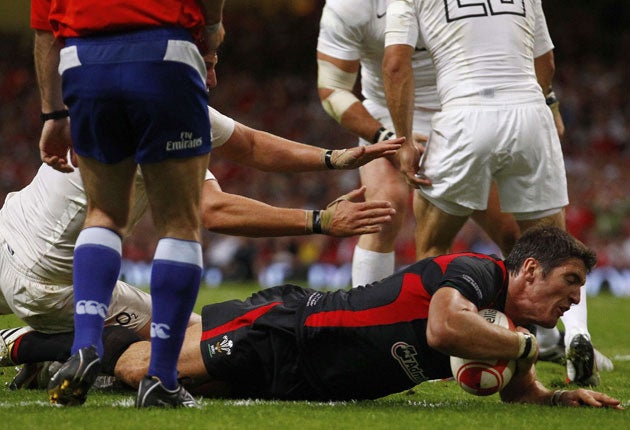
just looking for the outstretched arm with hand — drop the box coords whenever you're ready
[500,348,623,409]
[201,181,395,238]
[214,122,402,173]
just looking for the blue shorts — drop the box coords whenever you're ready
[60,27,211,164]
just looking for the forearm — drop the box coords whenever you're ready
[216,125,327,172]
[427,289,526,360]
[332,95,388,143]
[34,30,65,112]
[383,45,414,144]
[534,50,564,137]
[500,365,554,405]
[203,191,309,236]
[534,50,555,95]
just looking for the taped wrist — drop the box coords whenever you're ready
[372,126,395,144]
[516,332,537,360]
[101,325,144,376]
[305,210,323,234]
[550,390,568,406]
[545,90,560,114]
[322,149,335,169]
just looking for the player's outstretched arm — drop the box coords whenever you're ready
[201,181,394,237]
[317,186,395,237]
[323,139,403,170]
[214,122,401,172]
[500,356,623,409]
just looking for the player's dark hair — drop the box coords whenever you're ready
[504,226,597,277]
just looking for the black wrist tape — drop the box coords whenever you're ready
[40,109,70,123]
[312,210,322,234]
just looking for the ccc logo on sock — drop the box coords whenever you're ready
[76,300,108,318]
[150,322,171,339]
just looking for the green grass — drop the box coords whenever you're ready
[1,285,628,429]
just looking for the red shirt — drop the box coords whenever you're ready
[31,0,206,41]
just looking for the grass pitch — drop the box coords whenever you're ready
[0,283,627,429]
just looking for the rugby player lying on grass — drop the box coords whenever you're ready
[3,227,622,409]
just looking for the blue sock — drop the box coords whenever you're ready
[72,227,122,357]
[148,238,202,390]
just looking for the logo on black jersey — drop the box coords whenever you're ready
[208,335,233,357]
[461,274,483,300]
[391,341,428,384]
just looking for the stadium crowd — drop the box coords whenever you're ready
[0,2,628,293]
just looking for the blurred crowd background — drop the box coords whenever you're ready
[0,0,628,294]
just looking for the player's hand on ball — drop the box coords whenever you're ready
[450,310,517,396]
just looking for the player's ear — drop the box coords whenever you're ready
[521,257,538,283]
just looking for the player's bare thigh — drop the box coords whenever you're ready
[78,155,137,232]
[357,156,410,251]
[413,193,468,259]
[470,182,520,256]
[140,153,210,240]
[517,209,566,232]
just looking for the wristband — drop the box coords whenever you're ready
[517,333,536,360]
[372,126,395,144]
[545,91,558,106]
[550,390,567,406]
[40,109,69,123]
[312,210,322,234]
[324,149,335,170]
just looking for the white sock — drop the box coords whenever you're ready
[351,246,395,288]
[536,326,562,353]
[562,286,590,351]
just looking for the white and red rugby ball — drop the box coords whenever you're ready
[450,309,516,396]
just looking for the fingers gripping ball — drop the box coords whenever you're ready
[450,309,517,396]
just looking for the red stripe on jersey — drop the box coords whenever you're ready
[434,253,503,275]
[304,273,431,327]
[200,302,281,341]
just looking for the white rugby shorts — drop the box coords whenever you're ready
[358,100,434,147]
[0,241,151,333]
[417,102,568,219]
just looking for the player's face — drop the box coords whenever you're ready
[529,258,586,328]
[204,51,219,90]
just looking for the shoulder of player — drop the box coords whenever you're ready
[324,0,377,27]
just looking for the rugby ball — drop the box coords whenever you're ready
[450,309,516,396]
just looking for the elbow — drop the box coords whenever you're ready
[201,200,225,232]
[426,320,459,354]
[382,56,400,82]
[382,48,408,83]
